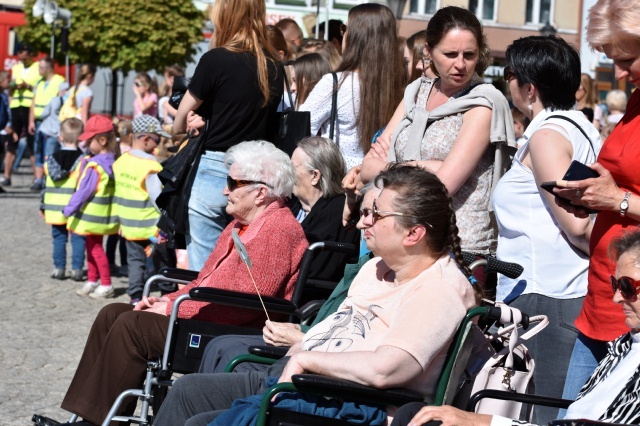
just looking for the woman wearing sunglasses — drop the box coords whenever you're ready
[36,141,308,426]
[391,230,640,426]
[491,35,602,423]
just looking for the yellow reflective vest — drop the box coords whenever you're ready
[67,160,118,236]
[10,61,40,108]
[43,155,84,225]
[33,74,65,119]
[113,152,162,240]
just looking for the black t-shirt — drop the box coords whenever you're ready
[188,48,283,152]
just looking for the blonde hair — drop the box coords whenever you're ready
[210,0,280,107]
[60,118,84,145]
[587,0,640,51]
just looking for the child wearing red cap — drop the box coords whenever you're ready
[63,115,119,298]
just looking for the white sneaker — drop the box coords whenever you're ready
[76,281,99,296]
[89,285,114,299]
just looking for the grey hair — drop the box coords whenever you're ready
[296,136,346,198]
[610,230,640,266]
[224,140,296,199]
[359,180,377,198]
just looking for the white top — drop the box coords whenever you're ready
[493,109,601,301]
[566,332,640,420]
[299,72,363,170]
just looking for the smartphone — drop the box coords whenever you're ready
[539,161,599,213]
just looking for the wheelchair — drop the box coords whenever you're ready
[91,241,357,426]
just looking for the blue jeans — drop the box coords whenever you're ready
[186,151,230,271]
[52,224,86,270]
[558,332,609,417]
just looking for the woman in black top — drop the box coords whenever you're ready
[173,0,283,271]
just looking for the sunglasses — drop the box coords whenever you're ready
[226,176,271,191]
[370,199,432,228]
[503,66,516,82]
[137,134,160,144]
[611,275,640,299]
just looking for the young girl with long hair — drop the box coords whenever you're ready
[173,0,284,271]
[299,3,405,170]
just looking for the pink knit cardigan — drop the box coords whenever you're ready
[164,201,308,327]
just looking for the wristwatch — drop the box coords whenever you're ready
[620,191,632,217]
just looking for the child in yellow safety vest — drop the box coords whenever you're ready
[63,115,119,298]
[113,115,168,304]
[41,117,87,281]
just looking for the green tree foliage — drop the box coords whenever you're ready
[17,0,205,72]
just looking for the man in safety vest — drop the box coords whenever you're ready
[30,56,66,191]
[2,44,39,186]
[113,114,169,304]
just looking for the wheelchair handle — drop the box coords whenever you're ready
[461,252,523,279]
[484,306,530,329]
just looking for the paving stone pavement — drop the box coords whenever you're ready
[0,166,138,425]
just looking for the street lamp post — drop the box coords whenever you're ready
[540,20,557,37]
[31,0,72,81]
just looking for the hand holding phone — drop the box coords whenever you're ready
[540,161,599,214]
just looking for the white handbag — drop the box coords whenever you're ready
[471,305,549,420]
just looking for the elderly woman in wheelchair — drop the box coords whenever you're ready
[391,229,640,426]
[37,141,308,426]
[148,164,480,425]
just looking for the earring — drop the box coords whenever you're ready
[527,99,533,112]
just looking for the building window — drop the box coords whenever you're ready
[469,0,496,21]
[410,0,438,15]
[526,0,553,24]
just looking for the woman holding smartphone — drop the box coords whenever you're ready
[492,35,601,423]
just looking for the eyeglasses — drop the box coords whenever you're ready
[226,176,271,191]
[371,199,433,228]
[340,24,347,37]
[359,207,372,218]
[137,134,160,144]
[503,66,516,82]
[611,275,640,299]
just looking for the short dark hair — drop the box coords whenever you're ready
[506,35,581,111]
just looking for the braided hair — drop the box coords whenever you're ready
[375,164,475,286]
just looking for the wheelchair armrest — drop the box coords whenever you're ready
[189,288,297,315]
[291,374,424,407]
[159,267,199,281]
[467,389,573,412]
[298,299,325,321]
[248,345,289,359]
[314,241,358,254]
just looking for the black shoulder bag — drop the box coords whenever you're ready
[271,71,311,157]
[329,72,338,141]
[155,121,208,249]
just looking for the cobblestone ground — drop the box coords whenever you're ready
[0,164,137,425]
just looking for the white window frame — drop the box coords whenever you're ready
[526,0,555,25]
[474,0,498,22]
[409,0,440,16]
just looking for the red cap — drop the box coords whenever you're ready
[79,115,115,141]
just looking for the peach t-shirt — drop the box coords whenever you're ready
[301,255,476,399]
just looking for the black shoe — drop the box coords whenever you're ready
[32,415,61,426]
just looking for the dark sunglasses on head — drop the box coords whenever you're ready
[226,176,270,191]
[503,66,516,82]
[611,275,640,299]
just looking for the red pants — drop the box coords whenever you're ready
[86,235,111,285]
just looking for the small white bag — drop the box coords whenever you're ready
[471,306,549,420]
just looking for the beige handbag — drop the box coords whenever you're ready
[471,305,549,420]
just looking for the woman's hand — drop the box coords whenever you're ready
[555,162,625,213]
[369,137,390,160]
[186,111,205,137]
[263,320,304,347]
[133,295,170,315]
[342,165,363,226]
[406,405,492,426]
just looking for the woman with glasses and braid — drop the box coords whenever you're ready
[34,141,307,426]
